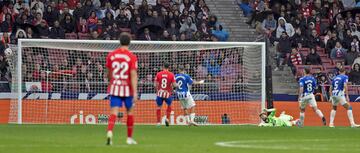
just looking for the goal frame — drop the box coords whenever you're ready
[16,39,266,124]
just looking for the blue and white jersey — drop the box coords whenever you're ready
[175,73,193,99]
[331,74,348,96]
[299,75,317,96]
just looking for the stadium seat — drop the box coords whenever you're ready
[295,65,306,77]
[332,59,344,65]
[324,65,336,72]
[119,28,131,33]
[322,63,332,68]
[323,69,330,74]
[319,54,328,59]
[344,66,352,72]
[78,33,90,39]
[348,86,358,95]
[316,47,325,54]
[298,48,310,52]
[310,65,323,73]
[65,33,77,39]
[321,58,332,65]
[317,51,327,57]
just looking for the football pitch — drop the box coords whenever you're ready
[0,125,359,153]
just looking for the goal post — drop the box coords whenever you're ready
[11,39,266,125]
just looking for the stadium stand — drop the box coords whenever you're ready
[208,0,258,42]
[2,0,360,97]
[0,0,225,41]
[238,0,360,98]
[0,0,235,92]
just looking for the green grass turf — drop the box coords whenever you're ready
[0,125,360,153]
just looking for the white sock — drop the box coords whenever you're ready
[300,112,305,124]
[186,115,190,123]
[330,110,336,125]
[107,131,113,138]
[315,109,324,118]
[347,110,355,125]
[190,113,195,123]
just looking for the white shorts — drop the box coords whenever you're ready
[299,94,317,109]
[177,92,195,109]
[331,96,348,106]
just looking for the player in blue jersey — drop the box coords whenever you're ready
[175,65,204,126]
[298,67,326,127]
[329,67,359,128]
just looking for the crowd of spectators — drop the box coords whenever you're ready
[239,0,360,93]
[20,47,244,93]
[0,0,235,92]
[0,0,227,42]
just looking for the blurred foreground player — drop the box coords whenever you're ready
[105,33,138,145]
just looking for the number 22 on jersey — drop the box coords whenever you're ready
[112,61,129,80]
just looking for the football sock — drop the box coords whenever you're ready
[127,115,134,138]
[190,113,196,123]
[166,106,172,120]
[107,114,117,132]
[315,109,324,118]
[186,115,190,123]
[300,112,305,124]
[330,110,336,125]
[156,109,161,123]
[347,110,355,125]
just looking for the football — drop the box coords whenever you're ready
[4,48,13,57]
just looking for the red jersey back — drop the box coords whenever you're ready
[106,48,138,97]
[155,70,176,98]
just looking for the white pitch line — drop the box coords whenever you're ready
[215,139,360,151]
[0,144,159,148]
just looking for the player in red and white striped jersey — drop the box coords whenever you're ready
[154,62,178,126]
[105,33,138,145]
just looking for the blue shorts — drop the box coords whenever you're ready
[156,96,173,107]
[109,96,133,109]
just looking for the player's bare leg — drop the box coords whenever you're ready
[106,107,119,146]
[329,105,337,128]
[342,103,359,128]
[188,106,198,126]
[126,108,137,144]
[311,106,326,126]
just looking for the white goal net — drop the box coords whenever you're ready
[9,39,265,125]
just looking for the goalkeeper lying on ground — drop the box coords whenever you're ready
[259,108,300,127]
